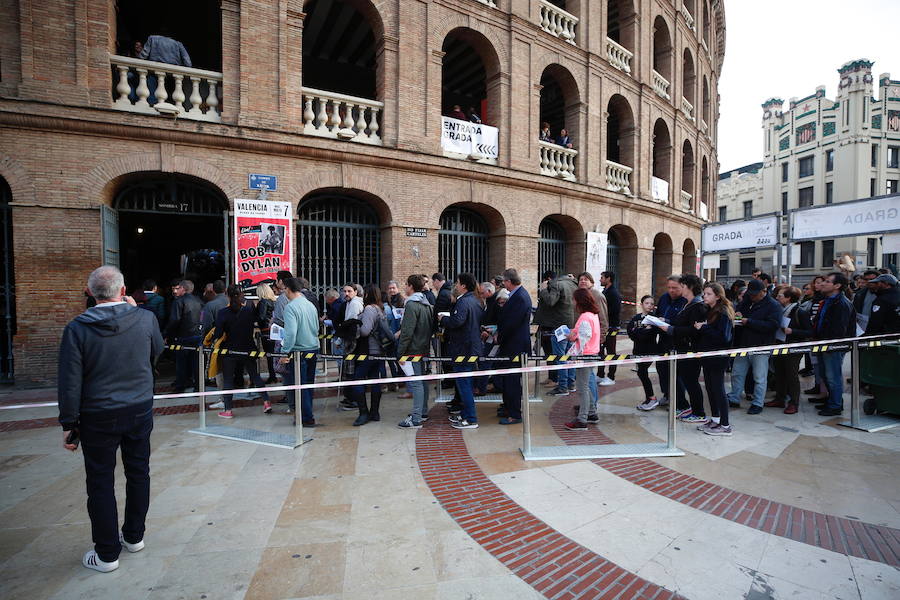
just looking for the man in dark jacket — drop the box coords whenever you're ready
[140,279,166,329]
[727,278,782,414]
[853,269,880,330]
[432,273,453,333]
[597,271,622,385]
[655,276,688,406]
[814,273,857,415]
[199,279,227,336]
[533,271,577,395]
[864,274,900,336]
[396,274,434,429]
[496,268,533,424]
[58,266,164,573]
[440,273,483,429]
[164,279,202,392]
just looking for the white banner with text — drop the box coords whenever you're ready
[701,215,779,253]
[791,195,900,240]
[441,117,499,159]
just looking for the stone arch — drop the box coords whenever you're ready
[606,93,636,170]
[539,213,586,276]
[652,14,674,83]
[682,238,697,275]
[539,63,582,148]
[681,139,695,200]
[439,201,507,280]
[652,118,673,190]
[430,11,509,67]
[607,224,637,305]
[441,27,503,125]
[652,232,674,298]
[682,47,696,107]
[0,155,37,205]
[284,172,397,226]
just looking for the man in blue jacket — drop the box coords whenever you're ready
[655,276,688,406]
[440,273,483,429]
[58,266,164,573]
[495,268,532,424]
[813,272,857,416]
[727,278,782,414]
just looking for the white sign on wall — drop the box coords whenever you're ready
[586,232,608,277]
[651,177,669,204]
[701,215,779,253]
[440,117,499,159]
[702,254,720,269]
[792,195,900,240]
[779,244,801,266]
[883,233,900,254]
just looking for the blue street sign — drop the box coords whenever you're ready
[248,174,277,191]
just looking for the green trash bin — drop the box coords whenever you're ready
[859,345,900,415]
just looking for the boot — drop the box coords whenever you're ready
[353,395,369,426]
[368,395,381,422]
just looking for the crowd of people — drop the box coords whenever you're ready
[539,122,574,149]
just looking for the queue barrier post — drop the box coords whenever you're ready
[294,351,309,447]
[520,352,532,456]
[667,352,677,451]
[197,345,206,430]
[850,340,861,429]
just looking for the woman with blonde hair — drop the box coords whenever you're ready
[256,282,278,384]
[693,282,734,436]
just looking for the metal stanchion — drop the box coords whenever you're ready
[850,341,860,428]
[667,352,677,451]
[520,353,531,456]
[197,346,206,430]
[294,351,306,447]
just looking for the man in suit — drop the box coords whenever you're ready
[495,268,533,424]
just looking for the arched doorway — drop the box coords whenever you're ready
[606,94,636,194]
[439,206,489,283]
[607,0,636,72]
[607,224,637,307]
[539,64,580,180]
[114,176,228,292]
[538,218,566,281]
[652,118,672,203]
[681,140,695,211]
[682,239,698,275]
[441,28,500,126]
[682,49,696,117]
[652,16,673,97]
[1,177,14,383]
[297,192,381,298]
[652,233,674,299]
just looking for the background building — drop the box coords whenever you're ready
[715,59,900,284]
[0,0,724,385]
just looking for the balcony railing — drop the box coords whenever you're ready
[301,87,383,146]
[652,70,671,100]
[680,5,696,31]
[474,0,497,6]
[111,54,222,122]
[539,0,578,44]
[680,190,693,212]
[605,160,632,195]
[605,37,633,74]
[681,96,695,122]
[539,141,577,181]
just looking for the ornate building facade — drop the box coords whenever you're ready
[0,0,724,384]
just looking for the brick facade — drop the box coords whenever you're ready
[0,0,724,385]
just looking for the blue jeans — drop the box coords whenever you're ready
[588,370,599,412]
[283,352,317,424]
[549,337,575,389]
[408,361,429,422]
[727,353,769,407]
[820,352,846,410]
[174,335,201,391]
[79,404,153,562]
[454,363,477,423]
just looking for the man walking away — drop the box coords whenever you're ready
[164,279,202,392]
[279,278,321,426]
[495,269,533,424]
[396,275,434,428]
[814,273,856,416]
[533,271,577,396]
[58,266,164,573]
[597,271,621,386]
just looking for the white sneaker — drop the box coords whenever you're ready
[119,533,144,553]
[83,550,119,573]
[598,377,615,386]
[637,399,659,411]
[208,401,225,409]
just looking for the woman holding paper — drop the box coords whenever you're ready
[628,295,660,411]
[563,289,604,431]
[767,286,812,414]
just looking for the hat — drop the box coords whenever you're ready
[872,273,898,286]
[746,279,766,294]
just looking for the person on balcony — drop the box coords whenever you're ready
[556,129,573,149]
[468,107,482,124]
[539,122,553,142]
[138,32,192,67]
[447,104,467,121]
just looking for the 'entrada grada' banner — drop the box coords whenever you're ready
[233,199,292,291]
[441,117,499,159]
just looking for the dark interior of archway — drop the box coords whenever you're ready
[303,0,377,99]
[607,111,622,164]
[607,0,621,41]
[442,36,487,119]
[1,177,14,383]
[540,73,565,136]
[545,0,566,8]
[115,0,221,71]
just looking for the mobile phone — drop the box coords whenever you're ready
[66,429,80,449]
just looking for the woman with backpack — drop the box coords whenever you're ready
[351,284,392,426]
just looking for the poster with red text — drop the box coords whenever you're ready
[233,198,292,292]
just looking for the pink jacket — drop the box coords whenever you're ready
[571,311,602,356]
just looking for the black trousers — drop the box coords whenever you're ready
[597,329,618,379]
[678,358,704,414]
[774,353,803,405]
[656,356,686,403]
[636,363,655,400]
[79,404,153,562]
[702,357,728,425]
[501,360,522,419]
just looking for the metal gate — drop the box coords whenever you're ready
[115,179,227,216]
[439,207,488,282]
[606,228,620,281]
[538,218,566,281]
[1,178,14,383]
[297,194,380,299]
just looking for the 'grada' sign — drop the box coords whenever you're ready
[792,195,900,240]
[701,215,779,253]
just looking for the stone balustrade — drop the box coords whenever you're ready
[652,70,671,100]
[474,0,497,7]
[681,5,695,31]
[539,141,577,181]
[605,37,633,74]
[110,54,222,122]
[539,0,578,44]
[681,96,695,122]
[681,190,693,212]
[605,160,633,195]
[301,87,383,145]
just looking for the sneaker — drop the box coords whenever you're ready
[208,401,225,409]
[598,377,615,386]
[637,398,659,411]
[217,410,234,419]
[585,414,599,424]
[675,407,692,419]
[397,416,423,429]
[448,414,464,423]
[657,397,670,407]
[549,387,570,396]
[263,401,273,414]
[696,421,715,432]
[564,420,588,431]
[451,419,478,429]
[82,550,118,573]
[703,424,733,436]
[747,405,763,415]
[568,386,577,393]
[681,414,708,424]
[119,533,144,553]
[338,401,357,411]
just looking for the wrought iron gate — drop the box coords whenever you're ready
[1,178,14,383]
[439,207,488,283]
[606,228,620,282]
[538,218,566,281]
[297,194,380,299]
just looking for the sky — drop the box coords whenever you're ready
[716,0,900,173]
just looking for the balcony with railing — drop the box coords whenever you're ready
[605,160,632,195]
[652,70,671,100]
[681,96,695,122]
[538,1,578,44]
[301,87,383,145]
[474,0,497,7]
[539,141,577,181]
[605,38,633,74]
[110,54,222,122]
[680,5,695,31]
[680,190,693,212]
